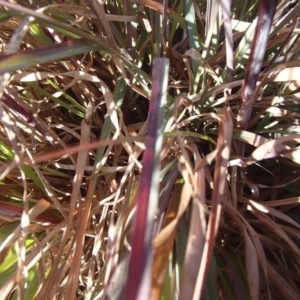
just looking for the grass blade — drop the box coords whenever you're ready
[124,57,169,300]
[237,0,278,130]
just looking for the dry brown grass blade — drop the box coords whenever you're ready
[47,3,137,22]
[153,179,192,249]
[179,143,206,300]
[130,0,184,23]
[244,229,259,300]
[180,199,206,297]
[151,181,181,300]
[16,136,143,166]
[224,200,271,298]
[86,0,118,49]
[152,135,204,256]
[262,197,300,207]
[193,108,233,299]
[1,1,299,298]
[95,96,140,299]
[251,209,300,269]
[86,0,128,81]
[202,0,221,61]
[64,103,93,299]
[190,79,244,103]
[247,199,300,229]
[36,104,93,299]
[0,15,36,298]
[267,263,300,300]
[99,80,120,133]
[250,134,300,163]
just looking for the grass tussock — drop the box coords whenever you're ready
[0,0,300,299]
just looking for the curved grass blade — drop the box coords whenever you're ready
[194,108,233,299]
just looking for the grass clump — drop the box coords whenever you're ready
[0,0,300,299]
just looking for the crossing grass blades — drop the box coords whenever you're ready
[0,0,300,299]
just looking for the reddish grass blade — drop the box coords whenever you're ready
[244,229,259,300]
[0,200,60,224]
[237,0,278,130]
[221,0,233,84]
[124,57,169,300]
[1,93,52,144]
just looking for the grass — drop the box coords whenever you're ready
[0,0,300,299]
